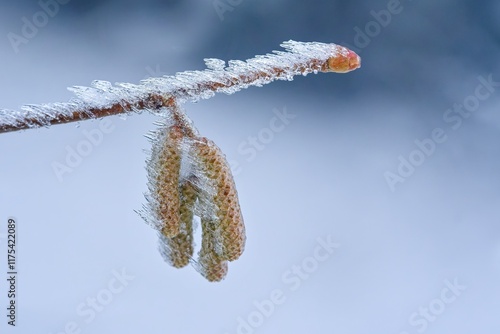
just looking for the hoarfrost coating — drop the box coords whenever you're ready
[0,40,361,134]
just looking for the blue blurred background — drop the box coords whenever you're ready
[1,0,499,333]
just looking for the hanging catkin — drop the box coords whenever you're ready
[193,138,246,262]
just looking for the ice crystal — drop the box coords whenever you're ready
[204,58,226,71]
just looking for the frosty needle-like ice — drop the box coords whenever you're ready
[0,40,360,134]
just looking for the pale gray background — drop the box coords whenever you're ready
[0,0,499,333]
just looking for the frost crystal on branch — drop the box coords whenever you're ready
[0,40,360,134]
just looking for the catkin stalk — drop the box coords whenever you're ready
[198,219,229,282]
[161,181,197,268]
[156,125,183,237]
[194,138,246,262]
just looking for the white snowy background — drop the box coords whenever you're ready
[1,1,499,333]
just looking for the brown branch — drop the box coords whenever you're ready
[0,94,176,134]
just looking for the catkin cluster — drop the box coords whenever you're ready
[142,118,246,282]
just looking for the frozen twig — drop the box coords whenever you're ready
[1,40,361,281]
[0,40,360,134]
